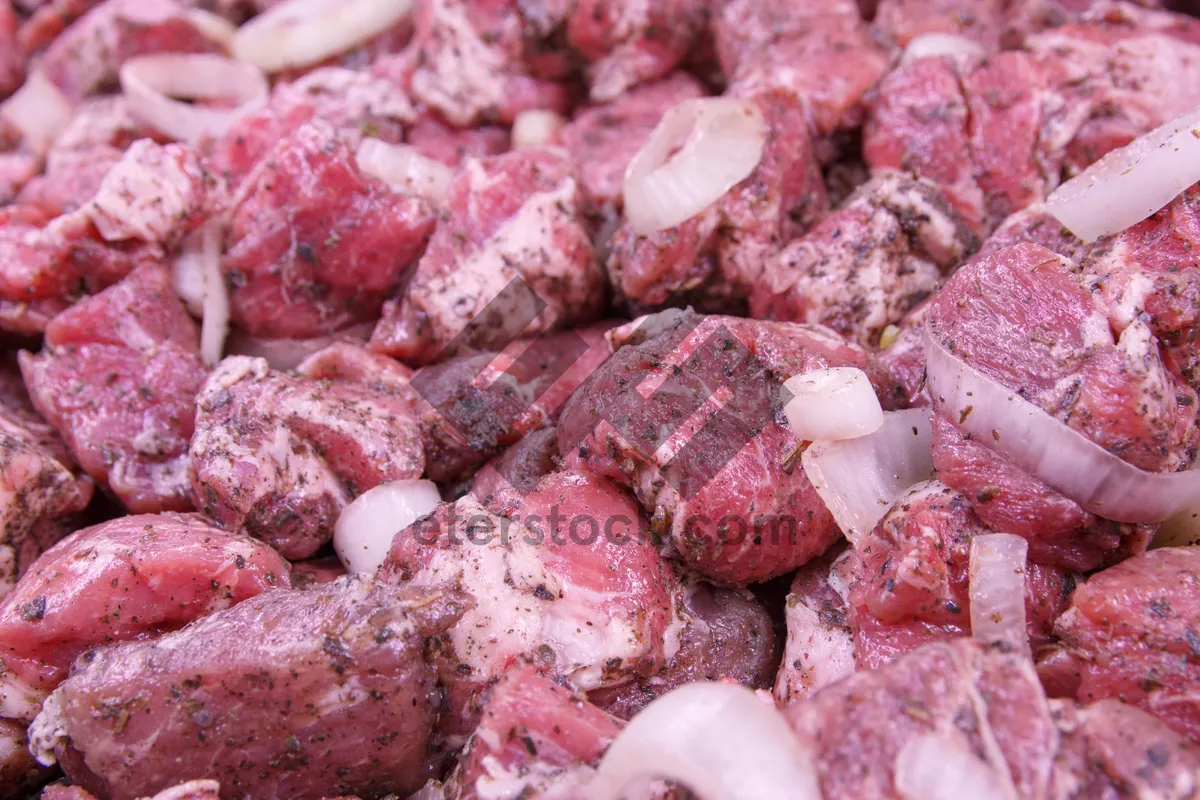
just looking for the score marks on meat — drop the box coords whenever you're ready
[409,280,790,503]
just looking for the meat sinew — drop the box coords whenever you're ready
[20,263,208,513]
[189,355,424,559]
[31,576,470,800]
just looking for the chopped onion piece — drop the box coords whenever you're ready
[895,734,1015,800]
[120,54,268,145]
[233,0,413,73]
[902,33,986,63]
[623,98,766,235]
[801,409,934,544]
[512,109,565,149]
[0,72,73,153]
[1046,103,1200,243]
[172,231,209,316]
[969,533,1029,656]
[334,479,441,575]
[588,683,821,800]
[197,222,228,367]
[186,9,238,49]
[784,367,884,441]
[356,138,453,204]
[925,329,1200,523]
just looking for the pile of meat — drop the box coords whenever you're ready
[0,0,1199,797]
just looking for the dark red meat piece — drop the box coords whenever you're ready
[20,264,207,513]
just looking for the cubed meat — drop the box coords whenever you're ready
[405,0,572,127]
[0,2,23,100]
[605,87,827,311]
[379,474,685,742]
[38,0,223,101]
[41,780,220,800]
[558,309,898,585]
[443,665,623,800]
[845,479,1071,669]
[404,114,509,167]
[369,148,605,365]
[470,427,560,499]
[20,264,208,512]
[0,719,50,799]
[222,121,436,339]
[751,171,977,349]
[0,512,289,720]
[773,545,856,704]
[31,575,469,799]
[189,355,424,560]
[874,0,1007,49]
[1040,546,1200,742]
[875,297,933,408]
[928,242,1196,569]
[559,73,707,213]
[566,0,710,102]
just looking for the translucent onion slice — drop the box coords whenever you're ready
[902,33,986,63]
[333,479,442,575]
[512,109,565,149]
[969,533,1029,656]
[185,9,238,49]
[0,72,73,153]
[895,734,1015,800]
[356,138,453,205]
[120,54,268,145]
[172,230,209,316]
[1045,103,1200,243]
[925,329,1200,523]
[197,222,228,367]
[801,408,935,544]
[783,367,884,442]
[233,0,413,73]
[623,97,766,236]
[588,683,822,800]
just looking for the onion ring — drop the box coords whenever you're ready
[232,0,413,73]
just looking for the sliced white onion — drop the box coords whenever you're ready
[333,479,442,575]
[895,734,1015,800]
[512,109,565,149]
[588,683,822,800]
[783,367,884,442]
[186,9,239,50]
[120,55,268,145]
[356,138,454,205]
[233,0,413,73]
[1045,103,1200,243]
[623,97,766,236]
[968,533,1029,656]
[801,409,934,544]
[172,230,209,316]
[925,329,1200,523]
[902,33,987,63]
[198,222,229,367]
[0,72,74,154]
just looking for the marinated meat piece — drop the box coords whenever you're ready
[0,512,289,719]
[0,2,22,101]
[876,298,932,408]
[928,243,1196,566]
[379,476,684,741]
[288,555,347,590]
[470,427,560,499]
[32,576,469,800]
[404,115,509,167]
[566,0,710,102]
[773,546,856,704]
[586,581,780,720]
[874,0,1007,48]
[751,171,977,349]
[559,73,707,212]
[974,204,1090,264]
[1040,546,1200,741]
[189,355,424,560]
[42,780,221,800]
[1,719,49,799]
[20,264,207,512]
[38,0,223,101]
[715,0,892,138]
[443,665,622,800]
[369,148,604,364]
[405,0,572,127]
[558,310,895,585]
[207,67,416,191]
[605,87,827,311]
[0,151,40,207]
[222,121,436,339]
[845,480,1071,669]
